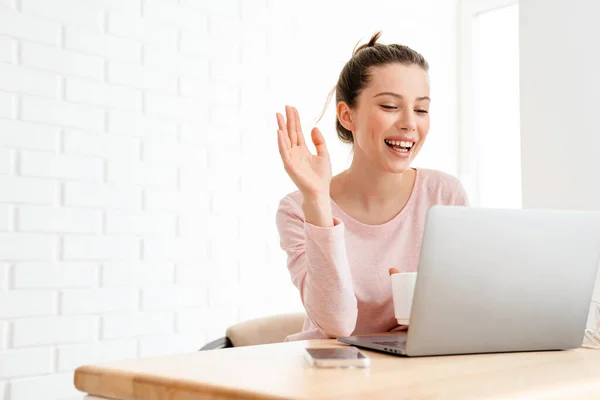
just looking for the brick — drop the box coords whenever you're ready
[144,0,208,30]
[0,63,59,98]
[0,147,9,174]
[65,77,141,111]
[0,9,61,45]
[22,42,104,80]
[175,263,210,284]
[13,262,98,288]
[138,334,202,357]
[61,288,138,315]
[142,140,207,166]
[89,0,141,14]
[0,120,59,151]
[102,312,172,339]
[177,208,212,237]
[64,182,140,210]
[107,12,177,47]
[106,159,177,187]
[141,285,207,311]
[199,36,239,65]
[179,75,209,99]
[12,316,97,347]
[101,262,173,287]
[203,0,239,18]
[0,347,52,378]
[57,339,137,372]
[179,30,209,54]
[107,61,177,93]
[0,232,55,259]
[20,151,103,181]
[239,1,269,26]
[144,189,209,213]
[66,26,141,63]
[0,90,14,118]
[22,0,104,30]
[105,211,176,235]
[143,236,207,261]
[208,282,241,308]
[8,373,82,400]
[0,36,15,63]
[21,96,104,131]
[63,235,138,260]
[0,320,6,348]
[144,92,205,121]
[0,291,55,318]
[143,45,206,76]
[0,205,9,231]
[64,130,138,160]
[179,122,207,146]
[18,206,102,233]
[107,110,178,140]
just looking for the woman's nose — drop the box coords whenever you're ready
[397,109,417,131]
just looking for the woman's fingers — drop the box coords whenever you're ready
[285,105,297,146]
[293,107,306,146]
[277,129,291,165]
[311,127,328,157]
[389,268,400,276]
[276,113,286,132]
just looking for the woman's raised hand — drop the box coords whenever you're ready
[276,106,332,199]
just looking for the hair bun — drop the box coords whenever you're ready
[352,31,383,56]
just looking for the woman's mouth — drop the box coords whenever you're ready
[384,139,415,158]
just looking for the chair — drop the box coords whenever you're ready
[200,312,305,350]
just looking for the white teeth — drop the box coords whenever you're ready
[385,139,414,148]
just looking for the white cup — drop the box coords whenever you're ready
[391,272,417,325]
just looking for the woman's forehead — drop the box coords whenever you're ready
[365,64,430,97]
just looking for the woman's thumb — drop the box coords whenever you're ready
[389,268,400,276]
[311,127,328,157]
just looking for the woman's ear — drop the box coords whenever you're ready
[337,101,355,132]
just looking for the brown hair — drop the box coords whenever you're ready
[318,32,429,144]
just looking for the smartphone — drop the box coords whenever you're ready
[304,347,370,368]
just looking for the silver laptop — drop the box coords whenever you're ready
[338,206,600,357]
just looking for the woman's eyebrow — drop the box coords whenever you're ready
[373,92,430,101]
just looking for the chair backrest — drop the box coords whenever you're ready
[226,313,305,347]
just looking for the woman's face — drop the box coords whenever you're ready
[340,63,431,173]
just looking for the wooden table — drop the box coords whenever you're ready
[74,339,600,399]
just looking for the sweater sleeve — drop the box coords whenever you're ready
[453,179,470,206]
[275,195,358,338]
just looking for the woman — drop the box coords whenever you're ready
[275,32,468,341]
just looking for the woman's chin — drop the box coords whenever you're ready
[382,160,412,174]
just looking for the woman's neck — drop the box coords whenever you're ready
[331,155,415,212]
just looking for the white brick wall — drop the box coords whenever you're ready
[57,339,137,372]
[0,348,52,379]
[12,316,98,347]
[21,42,104,80]
[0,0,461,398]
[0,291,55,318]
[13,263,98,288]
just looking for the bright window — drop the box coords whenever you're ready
[459,1,521,208]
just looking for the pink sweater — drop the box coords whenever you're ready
[275,168,469,341]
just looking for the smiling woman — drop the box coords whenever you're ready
[274,32,468,341]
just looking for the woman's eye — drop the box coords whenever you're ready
[381,105,397,110]
[416,110,429,114]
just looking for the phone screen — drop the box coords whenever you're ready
[305,347,367,360]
